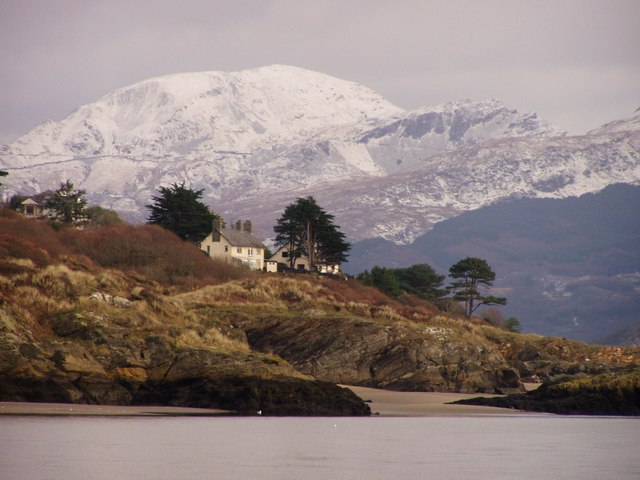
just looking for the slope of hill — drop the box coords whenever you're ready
[5,65,636,244]
[1,211,638,415]
[346,184,640,343]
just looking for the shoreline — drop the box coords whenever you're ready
[0,385,541,417]
[344,385,538,417]
[0,402,229,417]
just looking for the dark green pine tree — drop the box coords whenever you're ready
[358,266,402,297]
[44,180,89,225]
[274,201,306,268]
[395,264,447,303]
[447,257,507,318]
[146,182,219,242]
[274,196,350,271]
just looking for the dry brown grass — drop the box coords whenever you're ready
[61,223,252,287]
[0,213,252,289]
[32,264,98,300]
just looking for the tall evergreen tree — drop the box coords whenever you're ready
[146,182,219,242]
[274,196,350,271]
[274,201,306,268]
[447,257,507,318]
[395,264,447,302]
[358,266,402,297]
[44,180,88,225]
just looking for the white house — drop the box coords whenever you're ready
[268,244,342,274]
[199,220,266,270]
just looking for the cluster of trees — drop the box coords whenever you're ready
[360,257,512,326]
[145,185,350,271]
[5,179,121,227]
[357,264,446,302]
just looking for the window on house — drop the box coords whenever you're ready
[207,245,211,255]
[248,248,253,256]
[237,247,242,254]
[224,245,229,252]
[282,251,289,258]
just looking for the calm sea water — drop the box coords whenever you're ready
[1,416,638,480]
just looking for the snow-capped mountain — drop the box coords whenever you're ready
[7,65,401,159]
[1,65,638,244]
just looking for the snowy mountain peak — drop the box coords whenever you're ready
[7,65,402,160]
[1,66,638,245]
[354,98,561,173]
[587,110,640,135]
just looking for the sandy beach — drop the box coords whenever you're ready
[0,386,536,417]
[0,402,229,416]
[345,385,533,416]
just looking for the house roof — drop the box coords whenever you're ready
[21,198,40,205]
[219,227,265,248]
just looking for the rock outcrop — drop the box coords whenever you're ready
[243,315,521,394]
[0,307,369,415]
[453,371,640,415]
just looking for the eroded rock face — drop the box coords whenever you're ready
[0,310,370,415]
[243,316,523,394]
[133,376,370,416]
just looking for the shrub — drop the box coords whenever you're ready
[0,213,250,288]
[0,212,68,262]
[61,223,251,287]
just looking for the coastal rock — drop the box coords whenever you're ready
[0,304,373,415]
[244,316,523,394]
[454,371,640,415]
[133,376,370,416]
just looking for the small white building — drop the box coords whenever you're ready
[268,244,342,274]
[20,198,49,219]
[199,220,266,270]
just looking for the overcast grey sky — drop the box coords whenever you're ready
[1,0,638,144]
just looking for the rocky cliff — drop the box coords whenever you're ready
[1,213,638,414]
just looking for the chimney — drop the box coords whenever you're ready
[212,218,221,242]
[243,220,252,234]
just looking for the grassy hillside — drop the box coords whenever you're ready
[1,209,638,414]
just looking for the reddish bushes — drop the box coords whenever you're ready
[62,223,251,287]
[0,211,250,287]
[0,212,68,264]
[319,277,396,305]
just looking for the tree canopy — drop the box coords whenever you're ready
[44,180,88,225]
[146,182,219,242]
[395,264,447,302]
[86,206,122,227]
[358,266,402,297]
[447,257,507,318]
[274,196,350,270]
[358,263,447,302]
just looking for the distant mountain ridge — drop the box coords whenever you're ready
[4,65,633,245]
[346,184,640,343]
